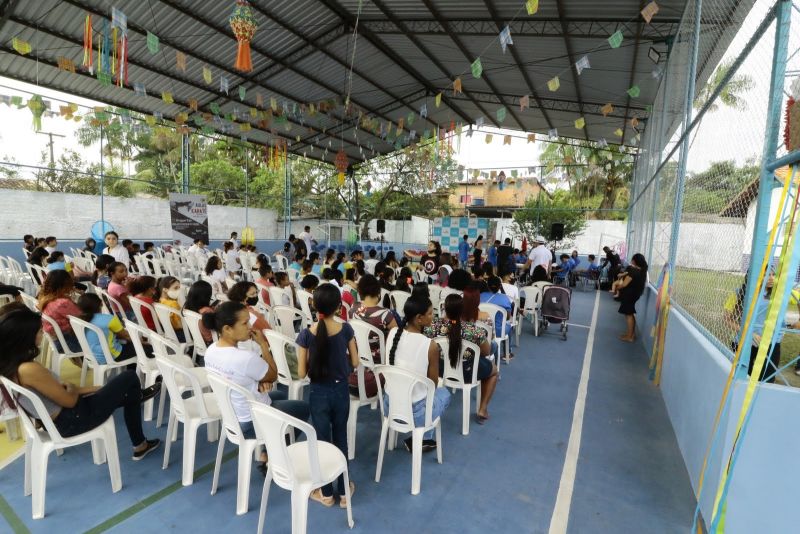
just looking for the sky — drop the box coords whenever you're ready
[0,0,786,188]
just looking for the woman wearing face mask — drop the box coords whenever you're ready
[157,276,186,342]
[227,281,271,331]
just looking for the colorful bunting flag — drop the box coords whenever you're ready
[147,31,159,54]
[575,117,585,129]
[471,57,483,78]
[526,0,539,15]
[210,102,220,115]
[176,51,186,72]
[497,106,507,123]
[203,66,212,84]
[615,128,623,136]
[256,93,264,108]
[641,1,659,23]
[420,103,428,118]
[601,102,614,116]
[12,37,31,55]
[187,98,197,111]
[608,30,624,49]
[499,26,513,53]
[548,76,560,92]
[161,91,173,104]
[111,7,127,34]
[57,56,76,73]
[407,112,414,125]
[435,92,442,107]
[576,55,591,75]
[503,135,512,145]
[627,85,641,98]
[97,71,112,86]
[485,134,493,144]
[239,86,246,101]
[220,76,229,94]
[270,97,277,111]
[548,128,558,138]
[476,116,485,128]
[133,82,146,97]
[527,133,536,143]
[453,77,462,94]
[519,95,529,111]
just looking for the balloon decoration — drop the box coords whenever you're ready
[229,1,258,73]
[241,226,255,247]
[27,95,45,131]
[335,149,348,186]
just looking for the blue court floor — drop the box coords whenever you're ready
[0,289,696,533]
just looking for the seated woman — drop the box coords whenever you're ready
[384,296,451,453]
[27,247,49,286]
[254,263,274,306]
[107,262,135,319]
[480,276,514,340]
[92,254,116,290]
[349,274,397,397]
[411,282,430,300]
[204,256,229,292]
[227,281,271,331]
[46,251,68,272]
[423,294,498,423]
[128,276,158,331]
[157,276,186,342]
[0,304,160,460]
[395,267,414,293]
[322,268,354,319]
[203,302,309,474]
[223,241,240,277]
[77,294,152,362]
[83,237,97,255]
[184,280,217,345]
[38,270,82,353]
[447,268,472,292]
[437,253,454,287]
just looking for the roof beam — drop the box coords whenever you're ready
[620,2,646,144]
[0,0,19,37]
[555,0,590,141]
[317,0,478,127]
[482,0,554,130]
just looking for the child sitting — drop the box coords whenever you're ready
[77,293,152,363]
[129,276,158,331]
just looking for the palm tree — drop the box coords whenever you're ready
[693,58,755,112]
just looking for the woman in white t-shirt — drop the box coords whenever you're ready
[203,301,310,473]
[384,296,451,453]
[204,256,229,291]
[102,231,130,268]
[223,241,240,276]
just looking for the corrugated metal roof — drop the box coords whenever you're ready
[0,0,749,164]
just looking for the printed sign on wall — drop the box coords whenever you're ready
[168,193,209,245]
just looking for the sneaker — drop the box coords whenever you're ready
[309,488,334,507]
[132,439,161,461]
[421,439,437,453]
[339,481,356,508]
[141,383,161,402]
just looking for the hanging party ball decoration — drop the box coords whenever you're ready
[229,1,258,72]
[335,149,348,186]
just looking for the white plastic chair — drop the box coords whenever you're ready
[207,373,261,516]
[182,309,211,358]
[19,291,38,312]
[390,290,410,315]
[125,320,167,426]
[479,303,510,364]
[348,319,384,460]
[286,268,301,284]
[428,285,443,317]
[249,401,354,534]
[270,305,307,337]
[273,254,289,271]
[153,303,193,357]
[268,286,292,309]
[521,283,550,336]
[0,376,121,519]
[374,365,443,495]
[69,316,137,387]
[295,289,314,324]
[129,296,164,335]
[263,330,309,401]
[96,287,127,320]
[433,337,481,436]
[155,356,220,486]
[39,314,83,378]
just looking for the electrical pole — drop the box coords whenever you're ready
[36,130,65,191]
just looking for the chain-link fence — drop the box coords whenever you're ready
[628,0,800,372]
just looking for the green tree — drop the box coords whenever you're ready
[693,58,755,113]
[512,190,588,247]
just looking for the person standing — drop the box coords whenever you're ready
[487,240,499,272]
[497,238,514,276]
[298,226,314,256]
[524,236,551,277]
[472,235,484,270]
[458,234,470,269]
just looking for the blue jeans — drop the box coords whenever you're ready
[309,381,350,497]
[383,387,451,440]
[240,389,310,440]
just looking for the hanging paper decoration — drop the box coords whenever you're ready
[485,134,493,144]
[614,128,623,136]
[83,15,93,72]
[210,102,221,115]
[229,0,259,72]
[397,117,405,135]
[203,66,213,84]
[453,77,462,94]
[503,135,512,145]
[162,91,173,104]
[239,86,247,101]
[601,102,614,116]
[189,98,198,111]
[132,82,146,97]
[220,76,230,94]
[526,0,539,15]
[98,72,112,86]
[576,55,591,75]
[641,1,659,23]
[111,7,127,33]
[627,85,641,98]
[420,103,428,118]
[12,37,31,55]
[519,95,529,111]
[471,58,483,78]
[548,128,558,138]
[527,133,536,143]
[575,117,585,129]
[598,138,608,148]
[116,31,129,87]
[147,31,159,54]
[270,97,277,111]
[496,106,507,123]
[57,56,76,73]
[499,26,513,53]
[435,92,442,107]
[547,77,560,92]
[631,117,640,128]
[608,30,624,49]
[475,116,485,128]
[27,95,45,131]
[334,148,348,185]
[176,51,187,72]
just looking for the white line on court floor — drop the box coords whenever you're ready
[548,289,601,534]
[566,323,591,329]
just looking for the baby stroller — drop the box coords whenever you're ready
[539,285,572,340]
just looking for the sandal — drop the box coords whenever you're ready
[339,481,356,508]
[310,488,334,507]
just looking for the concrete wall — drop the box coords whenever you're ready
[638,285,800,533]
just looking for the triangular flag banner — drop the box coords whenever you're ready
[420,103,428,118]
[12,37,31,55]
[97,71,112,86]
[548,128,558,138]
[162,92,173,104]
[407,112,414,125]
[435,92,442,107]
[576,55,591,75]
[641,1,660,23]
[57,56,76,73]
[527,133,536,143]
[497,106,507,123]
[503,135,512,145]
[270,97,277,111]
[189,98,198,111]
[526,0,539,15]
[575,117,585,129]
[520,95,529,111]
[548,77,560,92]
[133,82,146,97]
[601,102,614,116]
[239,86,246,101]
[220,77,229,94]
[176,51,186,72]
[472,169,480,178]
[598,138,608,148]
[499,26,513,53]
[203,66,212,84]
[147,32,159,54]
[471,58,483,78]
[608,30,624,49]
[256,93,264,108]
[615,128,624,136]
[627,85,641,98]
[210,102,220,115]
[453,77,462,94]
[485,134,493,144]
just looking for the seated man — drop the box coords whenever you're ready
[551,254,572,284]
